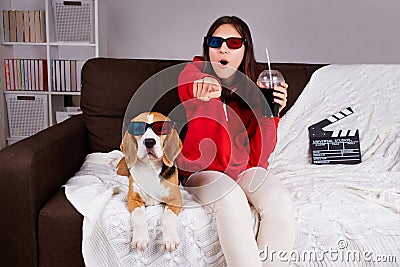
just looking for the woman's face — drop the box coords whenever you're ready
[208,24,245,80]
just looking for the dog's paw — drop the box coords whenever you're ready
[162,208,180,252]
[163,232,180,252]
[132,231,150,251]
[131,206,150,251]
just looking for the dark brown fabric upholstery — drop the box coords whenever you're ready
[0,115,87,267]
[80,58,324,153]
[39,189,85,267]
[0,58,325,267]
[80,58,187,153]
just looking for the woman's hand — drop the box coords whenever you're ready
[273,82,288,112]
[193,77,222,101]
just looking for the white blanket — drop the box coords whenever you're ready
[65,151,259,266]
[65,64,400,266]
[271,64,400,265]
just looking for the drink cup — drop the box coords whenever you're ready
[256,69,285,117]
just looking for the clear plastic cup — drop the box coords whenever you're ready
[257,69,285,117]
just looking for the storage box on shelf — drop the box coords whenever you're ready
[5,93,48,144]
[52,0,94,43]
[1,0,100,146]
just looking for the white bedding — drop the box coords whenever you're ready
[65,64,400,266]
[271,64,400,266]
[65,151,259,266]
[66,151,227,266]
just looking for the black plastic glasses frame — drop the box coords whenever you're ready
[127,121,175,136]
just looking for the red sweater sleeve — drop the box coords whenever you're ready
[178,56,220,104]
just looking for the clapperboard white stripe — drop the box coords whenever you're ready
[332,130,341,137]
[334,112,345,119]
[340,130,350,137]
[349,129,357,136]
[327,116,337,123]
[342,108,352,116]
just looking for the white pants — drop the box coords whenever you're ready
[183,167,295,267]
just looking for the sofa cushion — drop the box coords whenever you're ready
[80,58,185,153]
[80,58,323,153]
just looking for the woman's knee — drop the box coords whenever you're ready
[261,177,295,219]
[184,171,244,207]
[240,172,294,214]
[215,183,248,210]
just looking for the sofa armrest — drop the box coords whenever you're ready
[0,114,88,267]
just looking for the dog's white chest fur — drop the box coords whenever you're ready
[129,161,170,206]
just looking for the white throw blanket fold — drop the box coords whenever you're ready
[65,64,400,266]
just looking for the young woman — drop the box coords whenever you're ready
[176,16,295,266]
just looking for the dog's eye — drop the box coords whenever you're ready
[152,121,173,135]
[153,123,163,134]
[153,122,170,135]
[128,122,147,135]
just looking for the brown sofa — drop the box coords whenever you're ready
[0,58,324,267]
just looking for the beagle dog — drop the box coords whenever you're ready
[116,112,182,252]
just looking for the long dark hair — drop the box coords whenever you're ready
[203,16,261,108]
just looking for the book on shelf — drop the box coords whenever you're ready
[34,11,41,43]
[9,11,17,42]
[15,11,24,42]
[70,60,77,92]
[30,59,36,90]
[4,59,11,90]
[3,59,48,91]
[16,59,21,89]
[2,10,46,43]
[59,60,64,92]
[28,10,36,42]
[23,11,30,42]
[54,60,60,91]
[51,59,85,92]
[40,11,46,43]
[64,60,71,92]
[3,10,10,42]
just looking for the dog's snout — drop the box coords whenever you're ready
[144,138,156,148]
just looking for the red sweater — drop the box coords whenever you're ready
[177,57,279,180]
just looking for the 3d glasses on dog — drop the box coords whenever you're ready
[128,121,175,136]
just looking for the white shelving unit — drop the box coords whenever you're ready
[0,0,104,145]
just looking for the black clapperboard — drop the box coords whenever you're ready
[308,107,362,164]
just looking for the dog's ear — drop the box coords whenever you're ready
[162,129,182,167]
[120,131,138,168]
[116,157,130,176]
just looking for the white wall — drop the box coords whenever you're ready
[105,0,400,64]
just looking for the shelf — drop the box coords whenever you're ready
[1,0,101,145]
[2,41,47,46]
[49,42,96,47]
[50,91,81,96]
[3,90,49,95]
[2,41,96,47]
[3,91,81,96]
